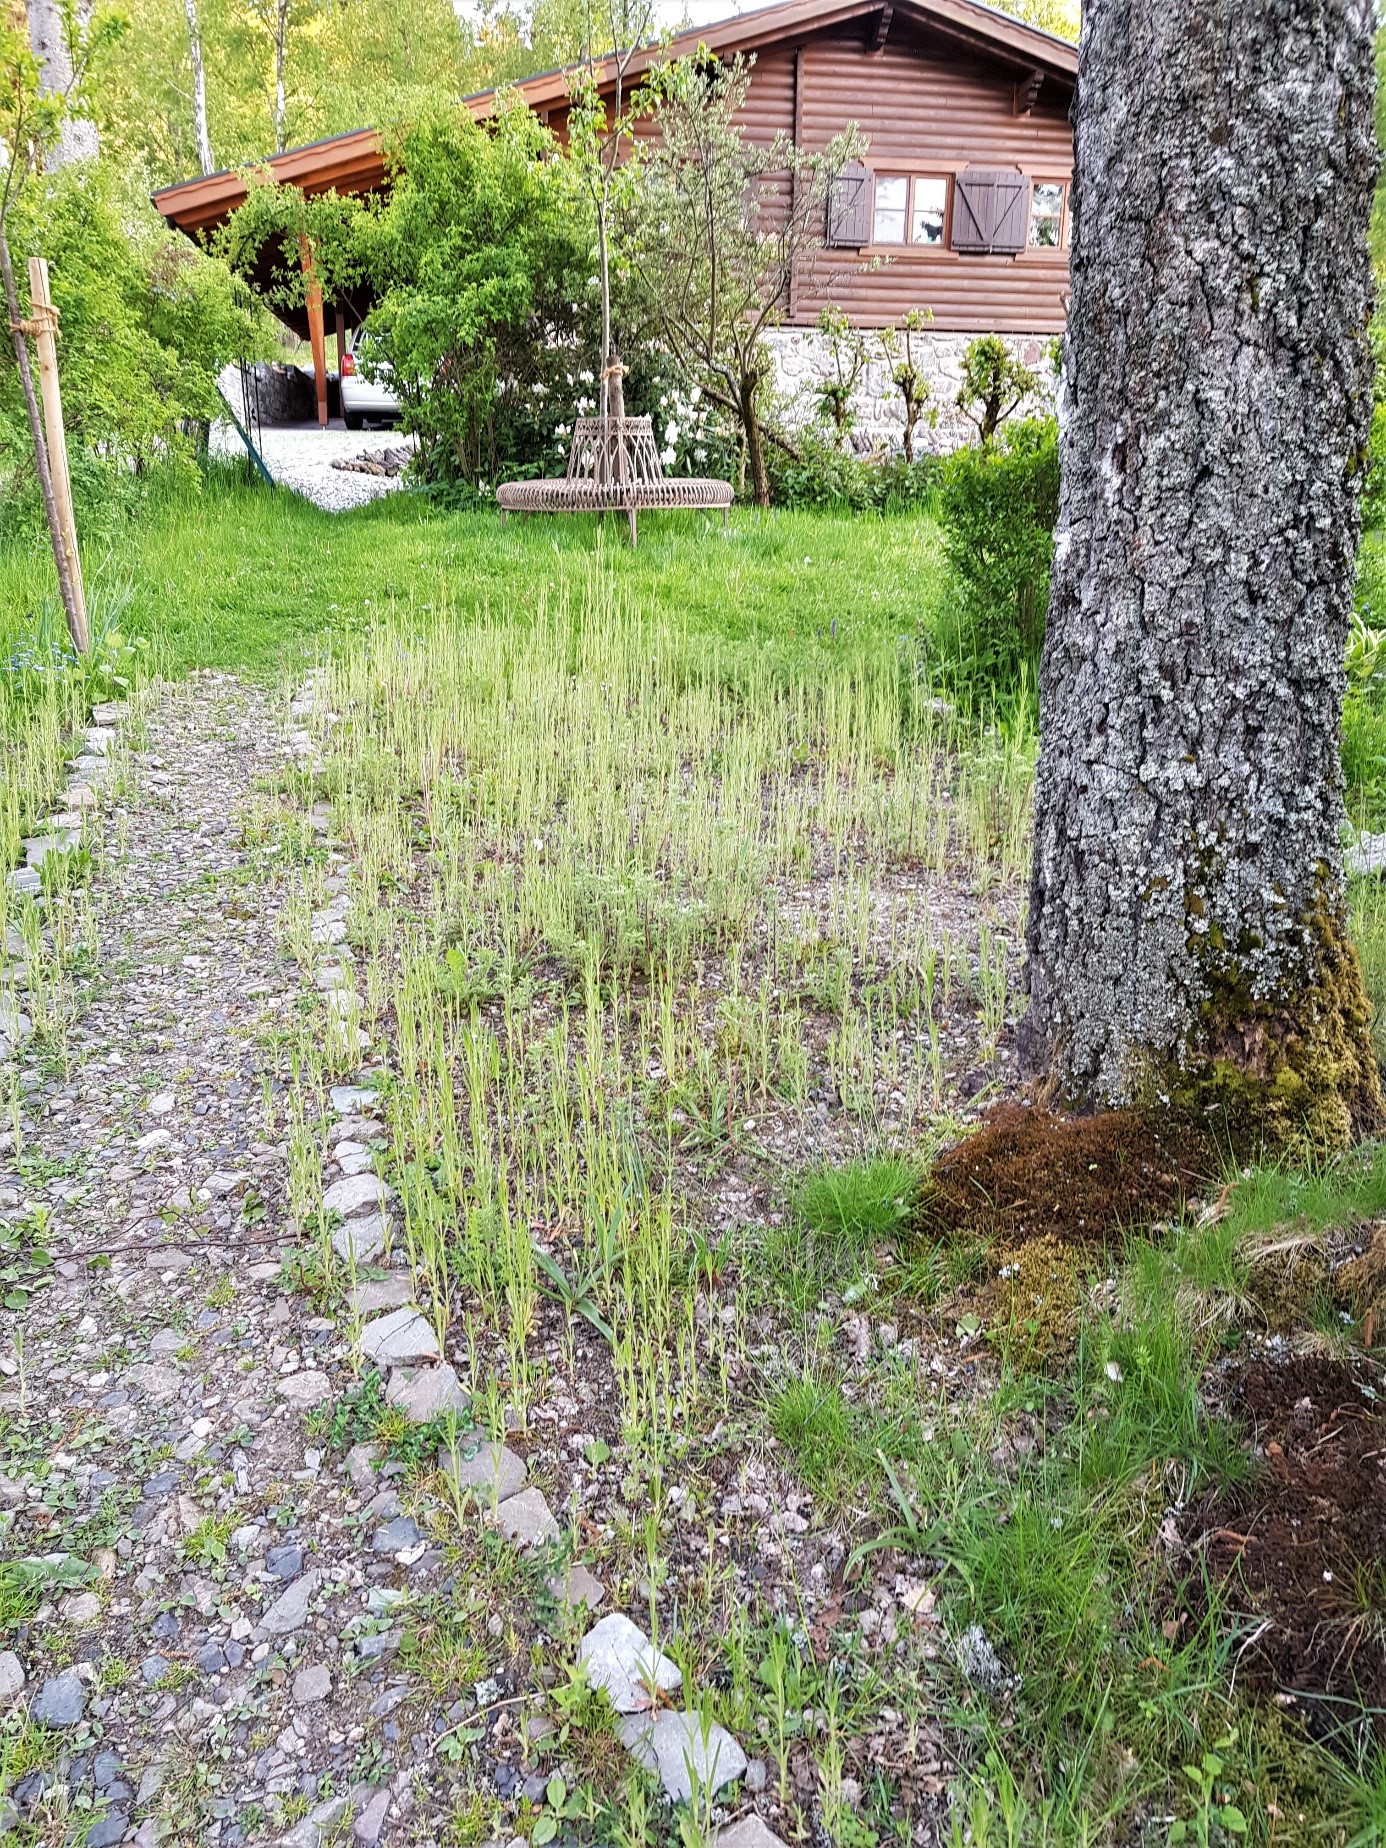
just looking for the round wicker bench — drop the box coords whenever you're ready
[497,415,732,545]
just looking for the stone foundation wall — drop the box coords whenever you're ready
[763,328,1057,455]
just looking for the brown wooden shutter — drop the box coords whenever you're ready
[827,161,871,247]
[951,168,1030,254]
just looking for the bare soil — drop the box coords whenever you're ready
[1187,1354,1386,1731]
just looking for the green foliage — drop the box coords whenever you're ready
[768,1374,851,1488]
[935,415,1059,706]
[796,1154,919,1264]
[1,166,271,535]
[955,333,1041,448]
[360,105,595,489]
[767,435,940,512]
[217,178,372,319]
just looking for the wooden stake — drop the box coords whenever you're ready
[27,257,88,653]
[299,236,328,429]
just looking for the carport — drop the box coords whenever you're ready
[152,128,389,428]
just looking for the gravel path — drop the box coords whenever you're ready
[0,679,432,1845]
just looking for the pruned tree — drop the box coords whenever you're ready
[1022,0,1382,1148]
[956,333,1038,448]
[879,307,934,463]
[631,53,861,507]
[813,304,867,448]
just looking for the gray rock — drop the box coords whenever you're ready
[293,1664,331,1705]
[322,1173,389,1219]
[493,1487,559,1550]
[548,1563,606,1612]
[1348,831,1386,876]
[150,1610,179,1641]
[330,1086,379,1115]
[440,1434,525,1505]
[716,1820,787,1848]
[620,1709,747,1804]
[0,1652,25,1704]
[276,1370,333,1408]
[31,1669,85,1727]
[954,1623,1019,1698]
[344,1443,379,1493]
[578,1614,682,1712]
[260,1569,320,1637]
[140,1656,168,1685]
[267,1545,304,1581]
[281,1795,350,1848]
[743,1758,768,1795]
[194,1644,226,1674]
[92,1752,123,1789]
[85,1816,127,1848]
[354,1788,390,1844]
[332,1214,386,1265]
[373,1517,423,1554]
[385,1363,469,1424]
[359,1307,437,1368]
[350,1274,414,1315]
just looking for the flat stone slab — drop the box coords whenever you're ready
[260,1569,320,1637]
[332,1213,387,1265]
[717,1818,788,1848]
[350,1274,413,1315]
[385,1362,469,1423]
[276,1369,334,1408]
[620,1709,747,1803]
[0,1651,24,1703]
[548,1563,606,1612]
[322,1174,389,1219]
[31,1669,86,1728]
[330,1085,380,1115]
[1349,831,1386,876]
[578,1614,682,1712]
[491,1487,559,1550]
[439,1434,526,1505]
[359,1307,438,1368]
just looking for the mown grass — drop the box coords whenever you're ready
[0,465,945,681]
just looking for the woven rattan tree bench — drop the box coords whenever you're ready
[497,414,733,546]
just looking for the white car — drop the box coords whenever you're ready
[340,333,401,431]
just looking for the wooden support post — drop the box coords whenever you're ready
[335,304,346,375]
[300,236,328,428]
[27,258,87,653]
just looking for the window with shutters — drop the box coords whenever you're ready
[826,161,872,247]
[910,176,948,246]
[872,175,908,244]
[951,168,1030,255]
[1029,181,1065,248]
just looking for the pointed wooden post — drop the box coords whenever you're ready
[27,258,87,652]
[299,235,328,428]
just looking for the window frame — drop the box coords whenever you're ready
[864,170,955,253]
[908,173,951,249]
[870,173,910,246]
[1026,178,1068,253]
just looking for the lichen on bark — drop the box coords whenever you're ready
[1021,0,1383,1149]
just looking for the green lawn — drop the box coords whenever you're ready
[0,468,945,680]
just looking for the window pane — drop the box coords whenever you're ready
[1030,181,1064,248]
[873,175,907,243]
[911,176,947,245]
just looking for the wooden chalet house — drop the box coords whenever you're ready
[153,0,1076,448]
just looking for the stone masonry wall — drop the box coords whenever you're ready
[763,328,1057,455]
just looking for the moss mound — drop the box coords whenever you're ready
[917,1103,1216,1248]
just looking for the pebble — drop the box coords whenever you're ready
[293,1664,332,1705]
[358,1306,438,1367]
[322,1173,389,1219]
[716,1820,787,1848]
[0,1652,24,1703]
[492,1487,559,1550]
[277,1370,334,1408]
[260,1569,321,1637]
[620,1709,748,1803]
[440,1435,526,1504]
[385,1362,469,1423]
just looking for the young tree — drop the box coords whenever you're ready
[1022,0,1382,1148]
[1,6,103,649]
[813,304,867,448]
[632,53,859,507]
[956,333,1038,448]
[566,0,654,424]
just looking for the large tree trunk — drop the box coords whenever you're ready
[26,0,99,165]
[1021,0,1383,1148]
[183,0,215,175]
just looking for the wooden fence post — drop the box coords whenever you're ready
[27,258,88,654]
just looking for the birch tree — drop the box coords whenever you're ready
[182,0,213,173]
[26,0,97,162]
[1021,0,1382,1147]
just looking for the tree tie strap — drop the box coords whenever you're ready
[13,302,60,338]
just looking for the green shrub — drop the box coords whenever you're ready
[935,416,1059,708]
[767,434,941,512]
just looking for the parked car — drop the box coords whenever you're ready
[340,333,401,431]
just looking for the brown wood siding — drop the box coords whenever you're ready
[787,17,1071,329]
[510,15,1073,333]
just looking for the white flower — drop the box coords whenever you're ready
[1104,1361,1124,1383]
[694,446,706,461]
[661,446,676,466]
[666,421,680,444]
[690,385,702,405]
